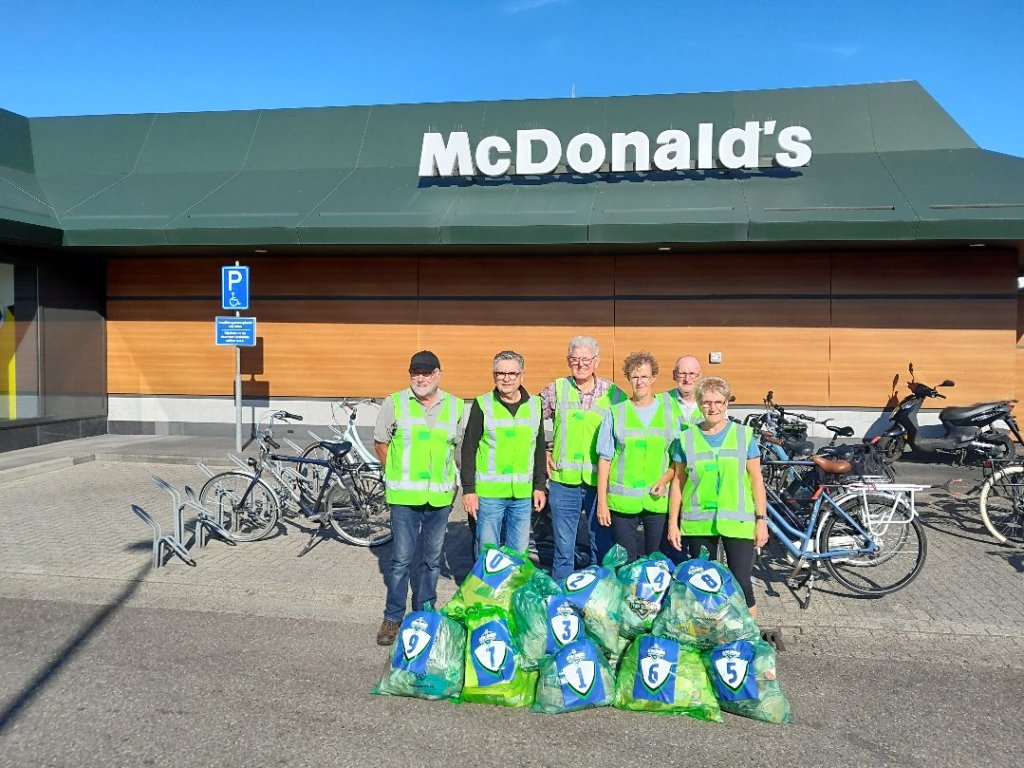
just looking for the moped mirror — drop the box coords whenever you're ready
[909,362,915,376]
[940,380,956,387]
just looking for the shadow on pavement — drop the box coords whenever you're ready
[0,560,151,735]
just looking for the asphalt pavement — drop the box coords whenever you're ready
[0,436,1022,767]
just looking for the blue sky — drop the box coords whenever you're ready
[3,0,1023,156]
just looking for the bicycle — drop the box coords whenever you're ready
[303,398,384,495]
[977,460,1024,546]
[760,458,928,608]
[199,411,391,548]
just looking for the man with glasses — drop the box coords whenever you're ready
[540,335,627,579]
[461,351,547,557]
[373,350,465,646]
[668,355,704,427]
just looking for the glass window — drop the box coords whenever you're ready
[0,262,41,423]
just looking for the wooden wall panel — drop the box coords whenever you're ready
[613,300,831,405]
[830,301,1017,407]
[831,250,1016,295]
[108,300,233,395]
[416,300,615,398]
[617,252,831,297]
[109,255,419,297]
[419,255,614,298]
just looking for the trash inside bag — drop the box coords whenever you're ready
[612,635,722,722]
[372,610,466,700]
[459,605,537,708]
[512,570,571,669]
[703,638,792,724]
[617,551,673,638]
[444,544,537,621]
[533,638,615,714]
[560,545,629,662]
[651,551,759,650]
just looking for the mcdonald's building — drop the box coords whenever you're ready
[2,80,1023,452]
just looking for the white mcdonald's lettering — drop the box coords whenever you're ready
[418,121,813,178]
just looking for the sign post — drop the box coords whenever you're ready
[220,264,252,452]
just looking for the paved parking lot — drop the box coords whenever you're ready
[0,456,1021,651]
[1,449,1023,767]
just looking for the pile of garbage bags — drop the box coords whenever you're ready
[373,544,791,723]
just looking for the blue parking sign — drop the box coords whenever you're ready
[215,316,257,347]
[221,266,249,310]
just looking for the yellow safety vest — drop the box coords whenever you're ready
[474,393,541,499]
[550,378,627,486]
[679,423,756,539]
[384,389,464,507]
[607,394,677,514]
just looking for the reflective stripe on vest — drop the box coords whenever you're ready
[680,423,756,538]
[607,393,677,514]
[385,390,464,507]
[474,393,541,498]
[551,378,626,487]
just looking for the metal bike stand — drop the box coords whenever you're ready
[196,462,216,479]
[182,485,237,548]
[128,476,197,568]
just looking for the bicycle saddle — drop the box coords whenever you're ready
[320,441,353,460]
[812,455,851,474]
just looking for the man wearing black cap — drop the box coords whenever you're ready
[372,350,465,646]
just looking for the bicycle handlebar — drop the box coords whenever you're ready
[279,411,303,421]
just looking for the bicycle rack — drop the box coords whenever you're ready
[129,477,198,568]
[283,437,304,453]
[228,453,252,473]
[196,462,216,479]
[183,485,237,548]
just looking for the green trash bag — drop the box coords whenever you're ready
[703,638,793,724]
[651,551,759,650]
[612,635,722,722]
[532,638,616,714]
[371,610,466,700]
[459,605,538,708]
[444,545,537,622]
[617,551,673,639]
[511,569,566,670]
[560,545,629,663]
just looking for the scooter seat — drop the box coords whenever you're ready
[940,402,1007,422]
[784,438,815,458]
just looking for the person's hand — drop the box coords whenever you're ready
[463,492,479,519]
[650,479,668,498]
[666,521,682,551]
[596,499,611,527]
[755,518,769,549]
[533,490,546,513]
[546,451,557,475]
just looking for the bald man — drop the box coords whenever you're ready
[667,355,704,427]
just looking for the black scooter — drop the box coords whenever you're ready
[873,364,1022,465]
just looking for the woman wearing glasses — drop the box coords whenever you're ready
[595,351,677,561]
[666,376,769,617]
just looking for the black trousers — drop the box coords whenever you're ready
[684,535,757,608]
[610,511,667,563]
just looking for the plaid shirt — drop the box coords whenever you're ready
[540,375,616,420]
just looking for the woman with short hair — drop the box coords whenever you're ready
[666,376,769,617]
[595,351,677,562]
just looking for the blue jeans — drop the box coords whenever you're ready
[384,502,452,622]
[475,496,532,557]
[548,480,612,580]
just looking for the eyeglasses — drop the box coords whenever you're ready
[701,400,728,409]
[567,357,595,366]
[494,371,522,380]
[409,369,438,380]
[675,372,701,379]
[628,374,654,383]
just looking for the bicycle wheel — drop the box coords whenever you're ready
[832,491,912,564]
[300,443,333,495]
[880,435,905,462]
[325,466,391,546]
[198,471,280,542]
[819,512,926,595]
[979,465,1024,546]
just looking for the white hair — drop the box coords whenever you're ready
[567,335,600,357]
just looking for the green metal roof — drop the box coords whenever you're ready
[2,81,1024,248]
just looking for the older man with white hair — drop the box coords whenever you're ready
[540,335,627,579]
[667,354,704,428]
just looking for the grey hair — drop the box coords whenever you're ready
[696,376,732,404]
[567,335,600,357]
[493,350,525,372]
